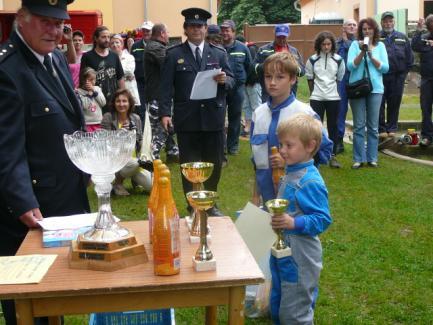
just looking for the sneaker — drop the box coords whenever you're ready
[379,132,388,139]
[368,162,378,168]
[351,162,363,169]
[113,183,130,196]
[420,137,431,147]
[329,156,341,168]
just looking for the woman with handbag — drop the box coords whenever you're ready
[347,18,389,169]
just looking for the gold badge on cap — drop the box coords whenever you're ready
[195,14,199,19]
[48,0,58,5]
[177,58,184,64]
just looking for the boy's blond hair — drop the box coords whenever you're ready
[277,114,322,156]
[263,52,299,77]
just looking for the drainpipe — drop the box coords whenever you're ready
[209,0,214,23]
[144,0,148,20]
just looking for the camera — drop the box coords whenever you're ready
[63,25,71,34]
[362,37,369,51]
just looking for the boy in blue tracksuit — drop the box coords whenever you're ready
[251,52,333,204]
[270,114,332,324]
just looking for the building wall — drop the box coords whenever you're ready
[2,0,217,39]
[300,0,422,23]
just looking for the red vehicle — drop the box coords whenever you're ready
[0,10,102,44]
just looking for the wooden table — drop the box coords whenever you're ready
[0,217,264,325]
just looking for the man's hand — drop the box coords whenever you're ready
[19,208,43,228]
[161,116,173,132]
[342,30,348,42]
[271,212,295,230]
[213,71,226,85]
[63,24,73,42]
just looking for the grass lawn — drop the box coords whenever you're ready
[2,79,432,325]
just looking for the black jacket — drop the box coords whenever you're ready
[143,39,167,102]
[412,31,433,79]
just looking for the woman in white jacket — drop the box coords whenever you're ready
[305,31,346,168]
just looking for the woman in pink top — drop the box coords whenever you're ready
[68,30,86,88]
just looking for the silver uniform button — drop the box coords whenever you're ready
[45,107,50,112]
[201,104,205,108]
[9,44,13,48]
[32,179,37,185]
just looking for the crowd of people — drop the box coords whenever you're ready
[1,0,433,323]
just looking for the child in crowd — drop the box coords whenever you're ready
[76,67,106,132]
[250,52,332,204]
[305,31,345,168]
[270,113,332,324]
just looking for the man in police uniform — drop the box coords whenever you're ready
[220,19,252,155]
[159,7,234,216]
[379,11,414,139]
[0,1,89,323]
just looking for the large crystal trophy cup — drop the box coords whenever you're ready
[63,129,148,271]
[186,190,218,272]
[265,199,292,258]
[181,162,213,240]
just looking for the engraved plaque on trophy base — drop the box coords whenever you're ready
[68,233,148,272]
[192,256,216,272]
[271,246,292,258]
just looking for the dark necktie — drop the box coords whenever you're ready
[43,55,57,79]
[195,46,202,67]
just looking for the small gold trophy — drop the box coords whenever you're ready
[265,199,292,258]
[186,190,217,272]
[181,162,213,242]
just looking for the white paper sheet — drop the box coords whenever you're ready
[37,213,120,231]
[190,68,221,100]
[0,255,57,284]
[235,202,275,265]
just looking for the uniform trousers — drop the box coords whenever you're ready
[379,72,407,133]
[177,131,224,197]
[420,79,433,140]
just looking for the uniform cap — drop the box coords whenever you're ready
[381,11,394,20]
[220,20,236,30]
[207,24,221,35]
[275,24,290,37]
[140,21,154,30]
[22,0,73,20]
[181,7,211,25]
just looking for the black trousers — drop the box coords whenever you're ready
[420,78,433,140]
[379,72,407,133]
[177,131,224,198]
[310,100,340,155]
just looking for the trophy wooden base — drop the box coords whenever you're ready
[271,247,292,258]
[192,256,216,272]
[68,233,148,272]
[189,234,211,244]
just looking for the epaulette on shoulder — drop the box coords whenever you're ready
[0,41,16,64]
[167,43,183,51]
[209,43,226,52]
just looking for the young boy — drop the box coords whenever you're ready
[270,113,332,324]
[251,52,332,204]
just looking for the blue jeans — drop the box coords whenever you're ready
[243,83,262,121]
[337,76,349,139]
[350,93,383,163]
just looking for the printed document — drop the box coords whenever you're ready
[190,68,221,100]
[0,255,57,284]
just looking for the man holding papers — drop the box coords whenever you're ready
[159,7,234,216]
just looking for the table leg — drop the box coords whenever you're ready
[228,286,245,325]
[48,316,62,325]
[205,305,217,325]
[15,299,34,325]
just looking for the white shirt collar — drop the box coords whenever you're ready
[16,28,52,65]
[188,41,204,57]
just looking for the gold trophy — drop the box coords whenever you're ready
[265,199,292,258]
[186,190,217,272]
[181,162,213,242]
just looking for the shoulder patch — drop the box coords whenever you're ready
[0,41,15,64]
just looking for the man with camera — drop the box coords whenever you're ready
[0,0,90,323]
[412,15,433,146]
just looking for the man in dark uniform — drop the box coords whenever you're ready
[159,7,234,216]
[0,1,89,323]
[379,11,414,139]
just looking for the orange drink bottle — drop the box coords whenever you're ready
[147,159,162,243]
